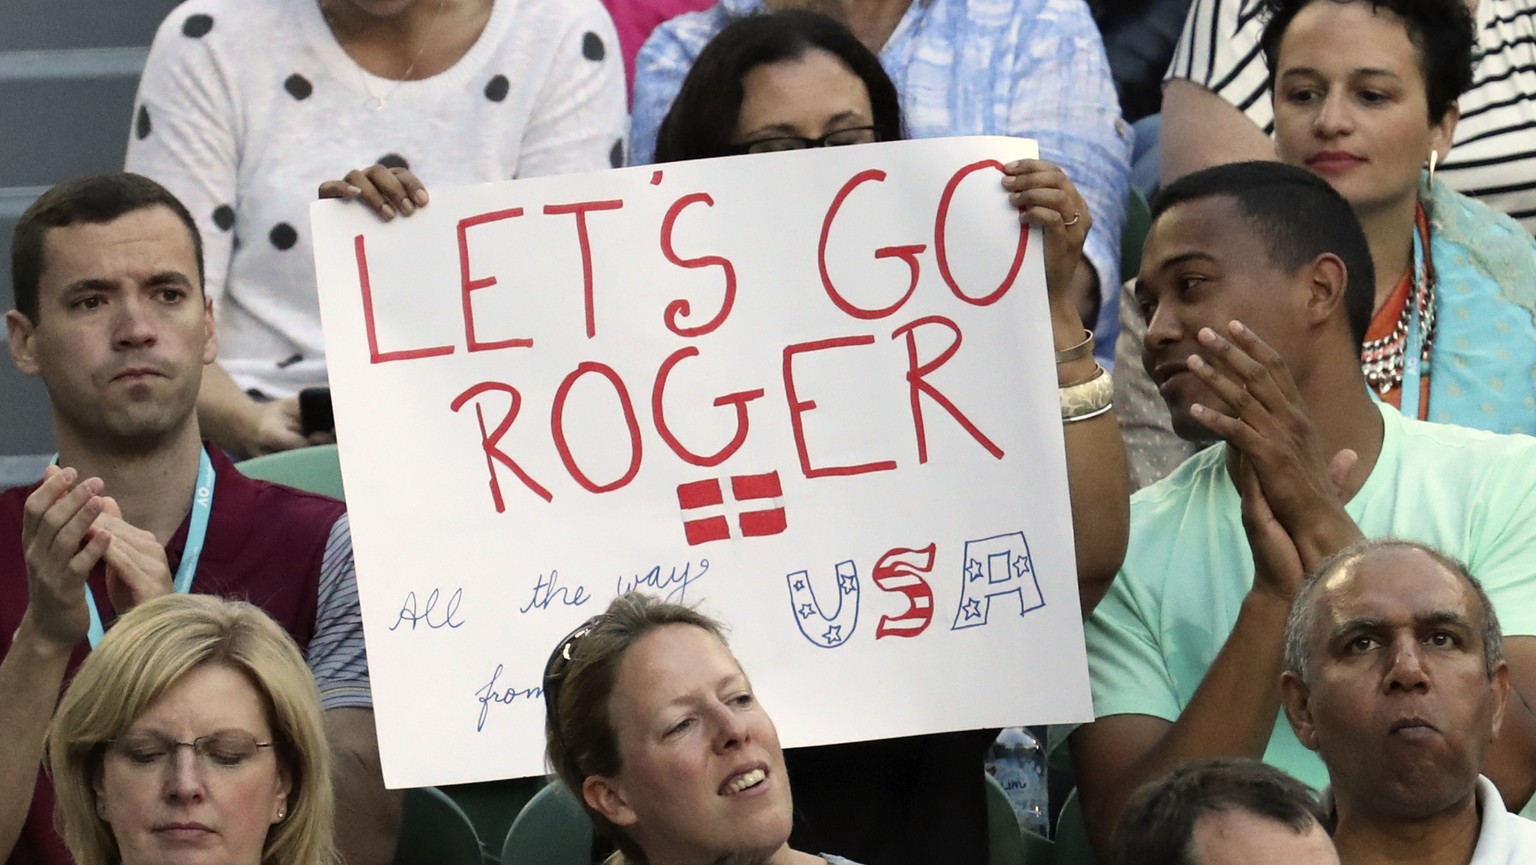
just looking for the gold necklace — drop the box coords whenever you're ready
[322,0,451,111]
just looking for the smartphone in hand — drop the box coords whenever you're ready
[299,387,334,436]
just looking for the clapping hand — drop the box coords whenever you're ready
[1187,320,1362,576]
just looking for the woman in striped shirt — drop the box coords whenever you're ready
[1263,0,1536,430]
[1163,0,1536,230]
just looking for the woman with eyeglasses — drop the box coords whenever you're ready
[649,9,898,162]
[650,9,1106,327]
[544,592,860,865]
[47,594,334,865]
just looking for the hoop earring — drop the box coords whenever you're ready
[1428,149,1439,185]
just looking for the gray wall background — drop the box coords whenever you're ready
[1,1,182,481]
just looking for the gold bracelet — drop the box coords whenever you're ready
[1055,329,1094,364]
[1060,364,1105,388]
[1060,365,1113,422]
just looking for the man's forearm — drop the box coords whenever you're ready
[326,708,401,865]
[1075,590,1291,857]
[0,621,74,861]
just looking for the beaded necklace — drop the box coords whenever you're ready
[1359,203,1435,401]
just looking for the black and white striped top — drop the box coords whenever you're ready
[1165,0,1536,231]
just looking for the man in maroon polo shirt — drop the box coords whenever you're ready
[0,173,398,865]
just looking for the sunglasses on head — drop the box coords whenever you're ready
[543,614,605,765]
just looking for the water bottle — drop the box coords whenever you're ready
[985,726,1048,836]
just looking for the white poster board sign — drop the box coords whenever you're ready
[311,136,1092,789]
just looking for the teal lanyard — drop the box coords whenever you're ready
[1400,225,1429,422]
[76,447,217,648]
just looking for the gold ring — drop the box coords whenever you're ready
[1063,211,1082,227]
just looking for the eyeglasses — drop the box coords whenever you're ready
[107,731,274,771]
[734,125,882,155]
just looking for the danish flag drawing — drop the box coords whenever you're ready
[676,471,788,545]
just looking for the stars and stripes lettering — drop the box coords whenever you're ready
[873,544,936,639]
[951,531,1045,630]
[785,560,861,648]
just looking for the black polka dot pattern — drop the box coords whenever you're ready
[378,153,409,170]
[284,74,313,101]
[269,223,298,251]
[609,139,624,168]
[182,14,214,38]
[212,205,235,231]
[135,105,152,140]
[582,32,605,62]
[484,74,510,102]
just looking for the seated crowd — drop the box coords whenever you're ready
[3,0,1534,864]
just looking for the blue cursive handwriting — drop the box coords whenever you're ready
[615,558,710,604]
[388,588,466,631]
[474,664,543,732]
[519,569,591,613]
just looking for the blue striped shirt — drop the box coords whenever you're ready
[629,0,1133,353]
[309,514,372,710]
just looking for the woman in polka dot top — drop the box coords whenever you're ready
[126,0,628,459]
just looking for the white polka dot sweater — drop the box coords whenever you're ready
[127,0,628,396]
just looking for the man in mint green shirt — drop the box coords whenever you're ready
[1068,162,1536,859]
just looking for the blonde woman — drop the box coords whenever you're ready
[48,594,335,865]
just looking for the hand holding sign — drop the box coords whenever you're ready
[318,164,430,222]
[1003,158,1093,304]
